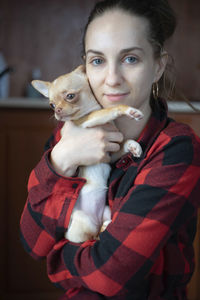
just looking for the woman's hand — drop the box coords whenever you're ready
[50,121,123,177]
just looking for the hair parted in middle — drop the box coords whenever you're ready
[81,0,179,106]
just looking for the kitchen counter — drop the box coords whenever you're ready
[0,97,200,113]
[0,97,49,109]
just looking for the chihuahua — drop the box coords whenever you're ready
[32,65,143,243]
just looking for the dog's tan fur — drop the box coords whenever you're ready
[32,65,143,127]
[31,65,143,243]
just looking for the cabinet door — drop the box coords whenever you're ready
[169,112,200,300]
[0,108,62,300]
[1,108,199,299]
[0,131,7,295]
[187,210,200,300]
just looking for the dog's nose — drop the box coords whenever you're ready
[56,107,62,114]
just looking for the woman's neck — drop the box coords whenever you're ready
[115,103,152,141]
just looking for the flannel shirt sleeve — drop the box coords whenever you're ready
[45,130,200,297]
[20,123,86,260]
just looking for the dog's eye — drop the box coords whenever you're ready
[66,93,75,100]
[50,103,56,110]
[63,92,78,103]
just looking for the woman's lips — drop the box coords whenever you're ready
[104,92,129,102]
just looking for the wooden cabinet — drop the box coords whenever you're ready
[0,105,62,300]
[169,112,200,300]
[0,103,199,299]
[187,211,200,300]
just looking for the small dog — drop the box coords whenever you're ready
[32,65,143,243]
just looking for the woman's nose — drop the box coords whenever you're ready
[105,65,123,86]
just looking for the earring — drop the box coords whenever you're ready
[152,82,159,100]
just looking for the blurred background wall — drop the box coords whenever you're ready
[0,1,200,300]
[0,0,97,97]
[0,0,199,100]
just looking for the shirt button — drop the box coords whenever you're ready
[72,183,78,189]
[122,158,130,164]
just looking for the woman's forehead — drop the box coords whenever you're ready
[85,9,150,52]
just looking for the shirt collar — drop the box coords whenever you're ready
[116,98,169,169]
[137,98,169,158]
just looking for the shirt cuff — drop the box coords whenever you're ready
[28,148,86,206]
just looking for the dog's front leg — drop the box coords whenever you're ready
[80,105,143,128]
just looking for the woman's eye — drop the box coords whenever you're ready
[91,58,103,66]
[124,56,138,64]
[49,103,56,110]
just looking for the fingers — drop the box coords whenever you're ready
[97,127,123,158]
[101,153,111,163]
[98,122,124,143]
[105,142,120,153]
[60,121,123,165]
[98,122,119,132]
[95,128,123,155]
[105,131,124,143]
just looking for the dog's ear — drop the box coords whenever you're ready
[31,80,51,98]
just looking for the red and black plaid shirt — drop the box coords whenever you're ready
[20,99,200,300]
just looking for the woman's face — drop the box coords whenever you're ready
[85,9,166,113]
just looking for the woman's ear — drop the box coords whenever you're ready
[154,51,168,82]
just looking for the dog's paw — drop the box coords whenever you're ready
[95,220,111,240]
[125,107,143,121]
[124,140,142,157]
[65,210,99,243]
[100,220,111,233]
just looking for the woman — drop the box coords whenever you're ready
[20,0,200,299]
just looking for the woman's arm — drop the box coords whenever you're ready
[45,132,200,297]
[20,121,123,259]
[50,121,123,177]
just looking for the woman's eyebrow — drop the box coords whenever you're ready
[86,50,104,56]
[86,47,144,56]
[120,47,144,54]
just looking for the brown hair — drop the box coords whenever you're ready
[82,0,178,107]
